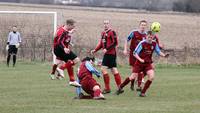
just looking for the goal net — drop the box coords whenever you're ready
[0,11,57,61]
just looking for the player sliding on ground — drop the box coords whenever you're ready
[75,57,105,100]
[53,19,81,87]
[117,31,169,97]
[91,20,122,94]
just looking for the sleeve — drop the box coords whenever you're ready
[127,31,134,42]
[133,41,143,55]
[155,44,161,55]
[18,33,22,43]
[7,32,11,44]
[85,61,101,77]
[106,31,117,51]
[75,78,82,96]
[94,39,102,52]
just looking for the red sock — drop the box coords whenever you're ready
[94,89,101,97]
[137,72,144,87]
[51,64,57,74]
[60,60,75,81]
[114,73,121,88]
[120,77,131,89]
[103,74,110,91]
[141,80,152,94]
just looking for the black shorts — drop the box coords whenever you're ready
[8,45,18,55]
[102,54,117,68]
[54,46,77,62]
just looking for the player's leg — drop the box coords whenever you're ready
[7,53,11,67]
[61,51,80,86]
[140,69,154,97]
[50,52,58,79]
[116,73,138,95]
[101,66,111,94]
[136,72,144,91]
[111,67,121,89]
[93,85,105,100]
[12,46,18,67]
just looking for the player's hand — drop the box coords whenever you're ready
[140,59,145,63]
[123,50,128,56]
[6,45,9,51]
[164,53,170,58]
[103,49,107,54]
[64,48,70,54]
[15,43,20,48]
[90,50,95,55]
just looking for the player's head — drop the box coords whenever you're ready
[103,20,111,30]
[12,26,17,32]
[139,20,147,32]
[66,19,76,30]
[82,57,95,63]
[146,31,154,43]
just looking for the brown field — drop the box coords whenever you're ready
[0,3,200,64]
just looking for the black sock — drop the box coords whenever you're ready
[7,54,11,66]
[13,55,16,67]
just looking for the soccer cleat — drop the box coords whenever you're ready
[139,93,146,97]
[56,67,65,77]
[56,73,64,80]
[50,74,55,80]
[93,95,106,100]
[136,87,142,92]
[102,89,111,94]
[69,81,81,87]
[115,88,124,95]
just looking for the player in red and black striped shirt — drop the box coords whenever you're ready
[53,19,81,87]
[91,20,122,94]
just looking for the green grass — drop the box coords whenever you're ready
[0,61,200,113]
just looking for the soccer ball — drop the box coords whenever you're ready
[150,22,161,33]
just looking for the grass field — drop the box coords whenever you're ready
[0,62,200,113]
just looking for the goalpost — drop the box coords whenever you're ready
[0,11,57,62]
[0,11,57,35]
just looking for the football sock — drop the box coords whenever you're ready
[141,80,152,94]
[103,73,110,91]
[120,77,131,89]
[114,73,121,88]
[51,64,58,75]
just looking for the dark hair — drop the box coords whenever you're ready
[147,30,153,35]
[139,20,147,25]
[82,57,95,62]
[66,19,75,25]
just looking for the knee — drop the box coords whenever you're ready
[73,57,80,64]
[148,75,155,81]
[111,68,118,74]
[93,85,100,91]
[101,67,108,75]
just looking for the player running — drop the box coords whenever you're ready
[123,20,148,91]
[91,20,122,94]
[53,19,81,87]
[117,31,169,97]
[75,57,105,100]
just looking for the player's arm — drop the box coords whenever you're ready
[6,33,11,50]
[106,31,117,51]
[124,31,134,55]
[133,41,145,63]
[155,44,169,57]
[85,61,101,77]
[91,39,102,54]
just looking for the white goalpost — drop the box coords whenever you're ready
[0,11,58,62]
[0,11,57,35]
